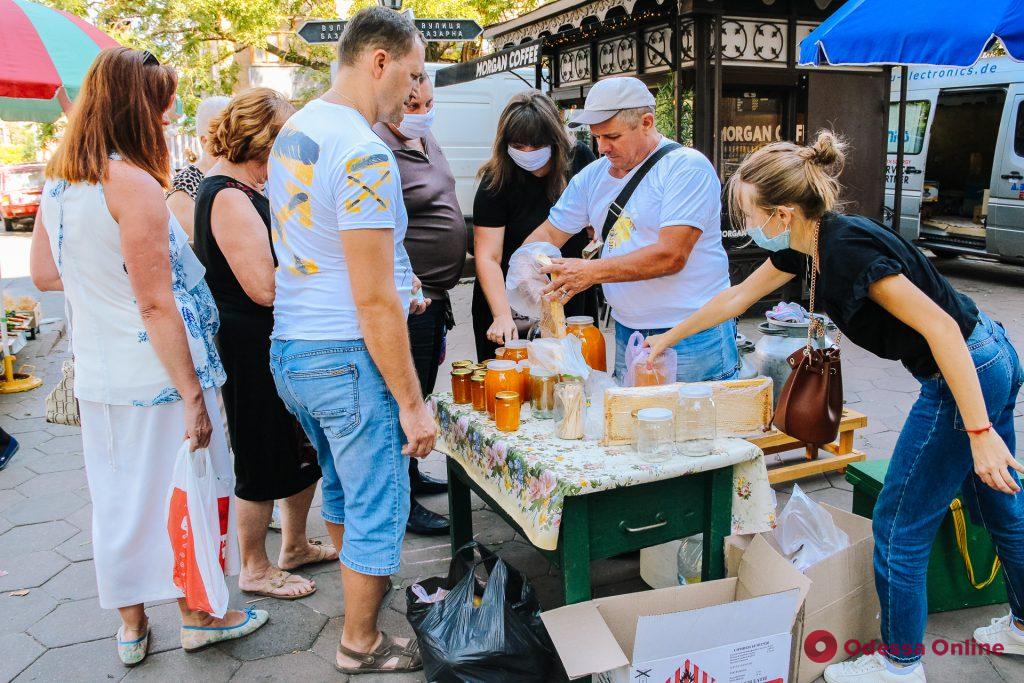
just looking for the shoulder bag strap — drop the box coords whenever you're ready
[600,142,682,244]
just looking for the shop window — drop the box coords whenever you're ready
[886,100,931,155]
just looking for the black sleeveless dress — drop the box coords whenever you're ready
[193,175,321,501]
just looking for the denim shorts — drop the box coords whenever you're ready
[269,339,409,576]
[614,319,741,383]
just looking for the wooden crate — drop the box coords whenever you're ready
[748,408,868,485]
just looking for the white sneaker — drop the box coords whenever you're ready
[823,653,926,683]
[973,614,1024,655]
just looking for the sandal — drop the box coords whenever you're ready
[335,631,422,674]
[241,569,316,600]
[279,539,339,572]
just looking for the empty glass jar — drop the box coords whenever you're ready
[678,385,716,456]
[634,407,676,463]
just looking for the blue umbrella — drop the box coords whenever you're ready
[798,0,1024,228]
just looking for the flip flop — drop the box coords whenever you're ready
[181,607,269,652]
[279,539,339,572]
[240,569,316,600]
[335,631,422,674]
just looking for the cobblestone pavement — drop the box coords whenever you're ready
[2,229,1023,681]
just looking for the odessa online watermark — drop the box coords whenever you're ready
[803,629,1005,664]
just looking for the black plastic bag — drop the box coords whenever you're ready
[406,542,554,682]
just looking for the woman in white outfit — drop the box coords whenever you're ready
[29,47,268,667]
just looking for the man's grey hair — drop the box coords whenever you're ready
[337,6,424,67]
[615,106,656,129]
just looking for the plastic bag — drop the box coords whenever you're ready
[773,484,850,572]
[167,441,237,618]
[583,371,618,441]
[676,533,703,585]
[506,242,562,320]
[529,335,591,381]
[623,331,677,387]
[406,542,554,682]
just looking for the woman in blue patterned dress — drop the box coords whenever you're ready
[29,48,267,667]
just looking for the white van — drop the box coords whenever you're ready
[427,63,537,221]
[886,56,1024,263]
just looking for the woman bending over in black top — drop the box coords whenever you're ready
[648,131,1024,683]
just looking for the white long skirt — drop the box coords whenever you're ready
[80,388,232,609]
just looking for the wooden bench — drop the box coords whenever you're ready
[747,408,868,485]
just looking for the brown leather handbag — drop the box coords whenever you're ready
[772,219,844,445]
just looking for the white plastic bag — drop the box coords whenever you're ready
[583,371,619,441]
[167,441,237,618]
[772,484,850,572]
[506,242,562,320]
[529,335,591,381]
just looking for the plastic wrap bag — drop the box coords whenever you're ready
[623,331,677,387]
[506,242,562,320]
[529,335,591,381]
[583,371,618,441]
[773,484,850,572]
[406,542,554,682]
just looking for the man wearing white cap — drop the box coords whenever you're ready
[524,75,739,382]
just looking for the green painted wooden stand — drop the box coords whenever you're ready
[446,457,734,605]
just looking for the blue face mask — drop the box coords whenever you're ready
[748,210,790,251]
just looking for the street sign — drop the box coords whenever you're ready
[435,40,542,88]
[297,18,482,45]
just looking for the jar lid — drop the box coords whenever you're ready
[505,339,530,349]
[488,360,518,371]
[452,368,473,376]
[495,391,519,401]
[565,316,595,326]
[471,373,486,381]
[637,407,674,422]
[679,385,713,398]
[517,360,530,370]
[451,360,474,368]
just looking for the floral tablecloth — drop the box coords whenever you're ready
[431,394,777,551]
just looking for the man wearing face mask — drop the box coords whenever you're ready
[373,74,465,536]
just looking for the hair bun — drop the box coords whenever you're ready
[808,130,846,170]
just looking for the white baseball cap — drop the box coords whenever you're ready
[569,76,656,127]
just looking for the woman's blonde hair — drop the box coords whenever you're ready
[207,88,295,164]
[727,130,847,227]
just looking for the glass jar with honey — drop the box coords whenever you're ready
[566,316,607,372]
[451,368,473,404]
[451,360,474,370]
[484,360,519,419]
[470,372,487,412]
[516,361,532,403]
[503,339,531,363]
[494,391,521,432]
[530,369,557,419]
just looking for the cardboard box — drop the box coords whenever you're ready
[725,504,880,683]
[543,536,811,683]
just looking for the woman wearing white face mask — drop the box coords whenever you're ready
[472,90,598,360]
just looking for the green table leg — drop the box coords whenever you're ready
[559,496,592,604]
[702,466,733,581]
[447,458,474,552]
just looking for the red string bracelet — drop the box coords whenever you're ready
[965,422,993,435]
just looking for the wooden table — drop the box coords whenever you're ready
[446,458,734,605]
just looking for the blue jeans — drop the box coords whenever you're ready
[269,339,409,576]
[614,319,741,383]
[873,312,1024,663]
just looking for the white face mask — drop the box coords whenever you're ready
[507,145,552,172]
[396,108,435,140]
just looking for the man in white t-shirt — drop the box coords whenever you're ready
[524,76,739,382]
[267,7,430,674]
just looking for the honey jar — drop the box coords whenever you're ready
[451,368,473,404]
[517,361,532,403]
[484,360,519,419]
[530,369,557,419]
[470,373,487,412]
[495,391,521,432]
[566,316,607,372]
[451,360,474,369]
[503,339,530,363]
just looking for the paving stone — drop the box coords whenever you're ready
[989,650,1024,681]
[0,550,69,592]
[28,597,121,648]
[65,503,93,534]
[41,560,99,602]
[0,589,58,636]
[25,452,83,474]
[3,417,48,435]
[0,487,26,513]
[491,541,551,580]
[0,465,35,490]
[471,508,517,545]
[295,567,346,618]
[5,431,52,452]
[13,637,125,683]
[806,486,854,510]
[55,529,93,562]
[923,603,1008,641]
[918,633,1008,682]
[42,435,84,454]
[2,490,86,526]
[123,647,241,681]
[142,600,188,655]
[214,598,328,661]
[43,422,82,438]
[590,554,642,589]
[0,515,10,535]
[16,469,88,498]
[0,632,45,681]
[824,471,855,491]
[230,650,339,682]
[0,520,78,559]
[310,608,415,669]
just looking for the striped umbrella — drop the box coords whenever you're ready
[0,0,119,122]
